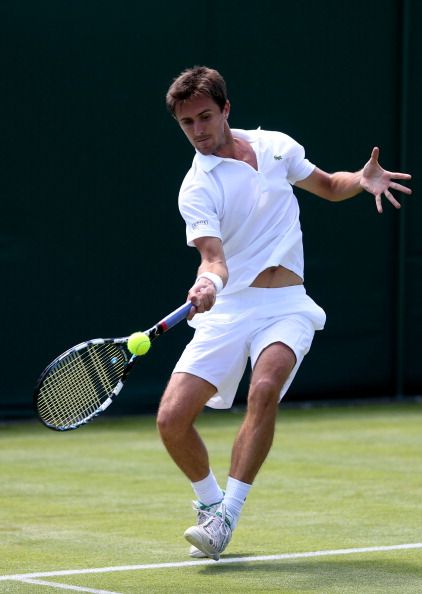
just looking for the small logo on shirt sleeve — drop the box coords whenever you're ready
[273,155,283,160]
[192,219,209,230]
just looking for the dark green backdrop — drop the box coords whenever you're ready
[1,1,420,417]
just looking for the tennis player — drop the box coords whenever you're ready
[156,66,412,560]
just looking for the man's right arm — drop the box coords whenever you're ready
[186,236,228,318]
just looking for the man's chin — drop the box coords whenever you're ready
[195,140,214,155]
[196,147,213,155]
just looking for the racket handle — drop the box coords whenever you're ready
[145,301,193,341]
[159,302,193,331]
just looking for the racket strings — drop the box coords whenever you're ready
[37,343,128,429]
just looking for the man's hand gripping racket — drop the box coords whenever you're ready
[34,302,193,431]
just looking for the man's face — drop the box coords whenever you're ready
[175,94,230,155]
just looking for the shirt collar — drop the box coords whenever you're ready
[193,128,260,173]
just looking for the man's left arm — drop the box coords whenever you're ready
[295,147,412,213]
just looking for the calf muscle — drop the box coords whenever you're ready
[229,342,296,483]
[156,372,216,482]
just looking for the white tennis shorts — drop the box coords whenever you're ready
[173,285,326,409]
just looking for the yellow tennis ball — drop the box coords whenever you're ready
[127,332,151,356]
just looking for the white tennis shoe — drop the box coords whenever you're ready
[188,499,222,558]
[185,503,232,561]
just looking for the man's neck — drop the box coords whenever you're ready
[214,132,257,171]
[213,123,236,159]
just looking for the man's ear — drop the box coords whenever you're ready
[223,100,230,119]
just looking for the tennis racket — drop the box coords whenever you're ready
[34,301,192,432]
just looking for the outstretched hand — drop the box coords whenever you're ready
[361,147,412,213]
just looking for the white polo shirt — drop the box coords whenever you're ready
[178,128,315,296]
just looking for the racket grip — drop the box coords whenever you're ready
[158,302,193,332]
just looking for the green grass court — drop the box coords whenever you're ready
[1,401,421,593]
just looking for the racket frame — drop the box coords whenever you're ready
[34,301,193,431]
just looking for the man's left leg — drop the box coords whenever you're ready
[184,342,296,559]
[229,341,296,483]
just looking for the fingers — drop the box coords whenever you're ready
[187,303,197,320]
[390,173,412,182]
[375,194,383,214]
[190,294,215,314]
[375,190,403,214]
[384,189,401,209]
[371,146,380,161]
[188,279,217,315]
[187,297,209,319]
[389,181,412,194]
[366,148,411,213]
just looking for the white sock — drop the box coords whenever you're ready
[191,470,224,506]
[222,476,252,529]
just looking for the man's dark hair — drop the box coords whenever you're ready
[166,66,228,117]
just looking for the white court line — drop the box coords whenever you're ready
[2,542,421,586]
[18,578,121,594]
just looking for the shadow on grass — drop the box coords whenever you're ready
[198,557,422,592]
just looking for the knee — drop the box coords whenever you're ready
[156,395,196,442]
[156,400,180,439]
[247,378,281,414]
[156,374,212,440]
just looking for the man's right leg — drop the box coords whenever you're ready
[162,371,239,560]
[157,372,224,558]
[156,372,217,482]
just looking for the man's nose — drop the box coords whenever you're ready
[193,120,205,136]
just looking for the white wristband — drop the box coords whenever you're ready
[196,272,224,294]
